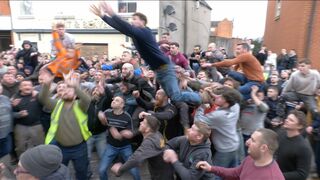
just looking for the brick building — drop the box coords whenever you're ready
[211,18,233,38]
[264,0,320,69]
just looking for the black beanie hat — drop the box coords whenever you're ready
[20,145,63,178]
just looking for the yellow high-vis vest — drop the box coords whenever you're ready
[45,100,92,145]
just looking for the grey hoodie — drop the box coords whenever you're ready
[118,131,174,180]
[166,136,214,180]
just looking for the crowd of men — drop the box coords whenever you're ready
[1,1,320,180]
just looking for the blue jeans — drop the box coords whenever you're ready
[228,71,262,100]
[99,143,140,180]
[156,64,201,104]
[87,132,106,159]
[213,150,238,180]
[0,134,12,158]
[52,141,88,180]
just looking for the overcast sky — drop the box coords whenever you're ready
[207,1,268,39]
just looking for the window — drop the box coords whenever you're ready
[118,1,137,13]
[275,0,281,20]
[20,0,33,15]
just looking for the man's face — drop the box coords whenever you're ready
[111,96,124,109]
[246,131,263,159]
[94,72,104,82]
[57,27,65,36]
[186,124,202,143]
[193,47,200,53]
[147,70,155,79]
[16,74,25,82]
[2,73,16,85]
[121,66,132,79]
[223,80,234,89]
[23,44,31,50]
[139,118,149,133]
[270,75,279,84]
[8,66,17,75]
[61,87,75,101]
[235,45,246,56]
[131,15,144,27]
[57,83,67,96]
[214,94,227,107]
[298,63,310,75]
[267,89,278,98]
[19,81,33,95]
[169,45,179,55]
[89,68,96,76]
[121,52,132,63]
[161,34,169,41]
[283,114,303,131]
[197,71,207,81]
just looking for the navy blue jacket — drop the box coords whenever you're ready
[101,15,170,70]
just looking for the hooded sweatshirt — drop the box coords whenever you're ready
[118,131,174,180]
[166,136,214,180]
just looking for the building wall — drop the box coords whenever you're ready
[9,1,159,58]
[264,0,320,69]
[159,1,211,54]
[215,19,233,38]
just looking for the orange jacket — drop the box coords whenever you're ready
[47,31,80,78]
[214,53,265,83]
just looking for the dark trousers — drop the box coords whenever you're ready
[53,141,89,180]
[0,134,12,158]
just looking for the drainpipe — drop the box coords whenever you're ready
[183,1,188,54]
[304,0,317,58]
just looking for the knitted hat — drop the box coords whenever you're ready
[20,145,63,178]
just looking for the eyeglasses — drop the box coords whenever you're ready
[14,165,29,175]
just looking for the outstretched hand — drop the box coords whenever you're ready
[100,1,115,16]
[90,4,104,18]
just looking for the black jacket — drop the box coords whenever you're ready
[87,86,113,135]
[15,40,39,69]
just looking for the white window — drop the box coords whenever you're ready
[118,1,137,13]
[275,0,281,19]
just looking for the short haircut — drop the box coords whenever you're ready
[122,63,134,72]
[221,77,240,89]
[56,81,66,86]
[221,87,242,107]
[267,85,279,93]
[162,32,170,36]
[20,79,33,85]
[288,110,307,129]
[237,43,251,51]
[133,12,148,25]
[145,115,160,133]
[194,45,201,49]
[256,128,279,155]
[56,22,65,28]
[298,58,311,65]
[169,42,180,48]
[194,121,211,141]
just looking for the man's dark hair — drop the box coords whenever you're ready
[298,58,311,65]
[169,42,179,48]
[194,45,201,49]
[237,43,251,52]
[132,12,148,25]
[145,115,160,133]
[288,110,307,129]
[162,32,170,36]
[221,87,242,107]
[267,85,279,93]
